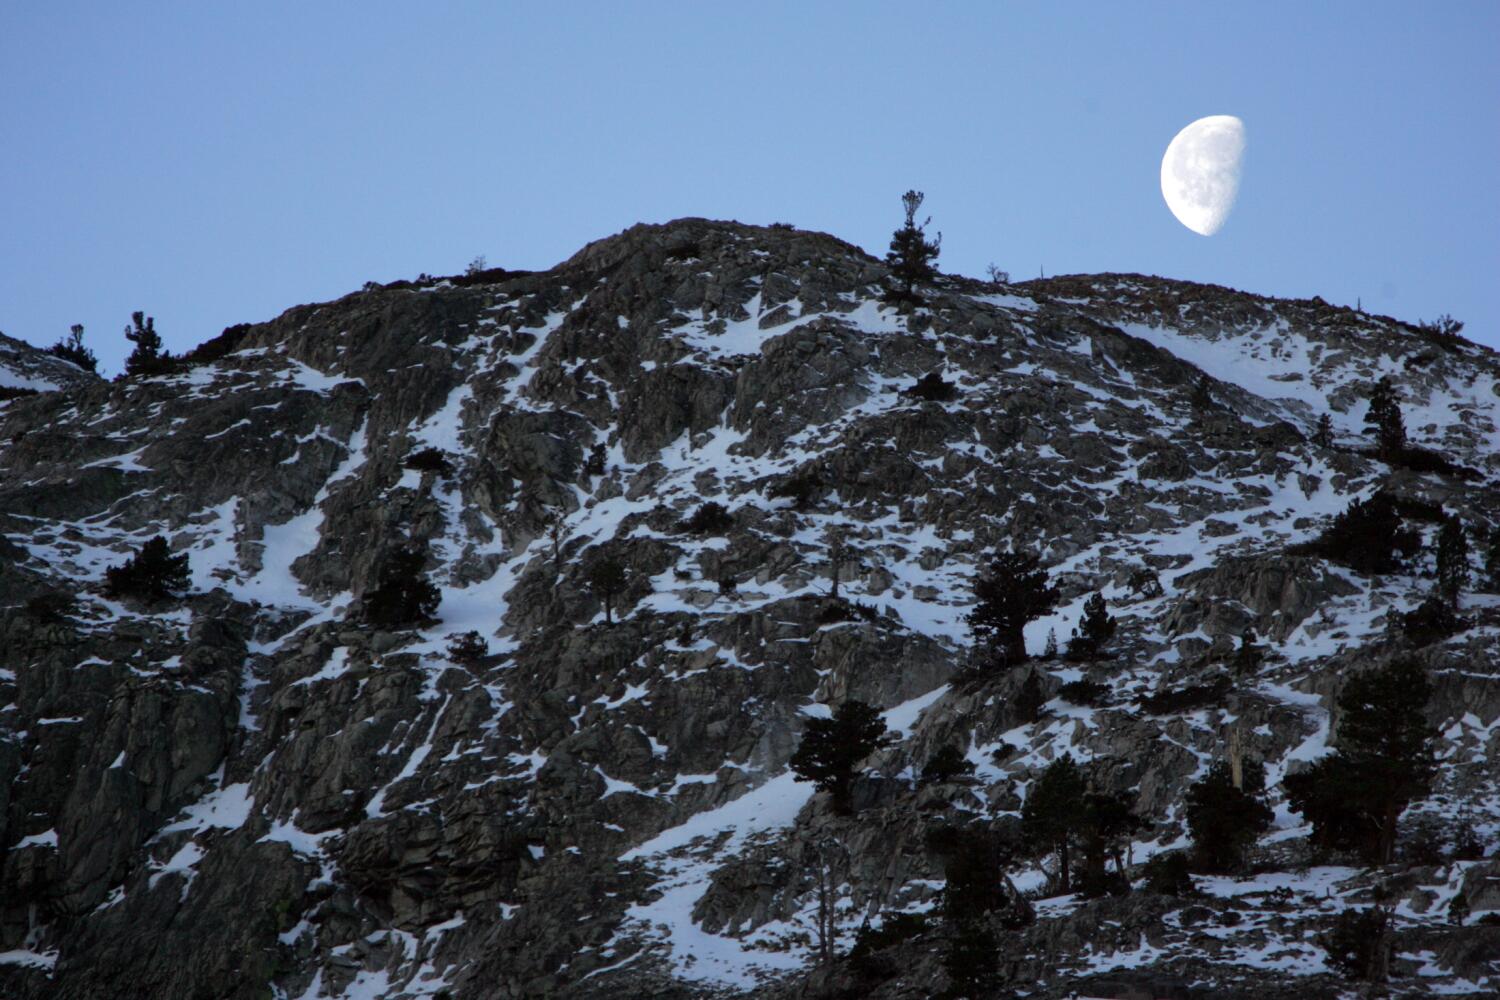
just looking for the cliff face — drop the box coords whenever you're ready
[1,218,1497,998]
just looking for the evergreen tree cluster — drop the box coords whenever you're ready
[103,535,191,602]
[47,324,99,373]
[1284,658,1437,863]
[1020,756,1142,896]
[1185,759,1274,872]
[1294,491,1419,575]
[362,544,441,627]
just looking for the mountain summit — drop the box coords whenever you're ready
[1,219,1497,998]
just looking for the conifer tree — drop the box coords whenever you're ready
[48,323,99,373]
[1435,518,1469,608]
[362,544,441,627]
[123,311,172,377]
[1077,788,1144,895]
[1066,592,1115,660]
[1185,759,1274,872]
[789,700,894,815]
[587,555,628,624]
[1283,657,1437,863]
[103,535,191,601]
[967,550,1058,669]
[1020,755,1087,894]
[883,190,941,306]
[1312,413,1333,448]
[1363,375,1406,459]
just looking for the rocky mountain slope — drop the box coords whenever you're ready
[1,218,1498,998]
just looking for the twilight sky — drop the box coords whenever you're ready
[2,3,1497,374]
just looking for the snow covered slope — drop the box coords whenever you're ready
[0,219,1497,999]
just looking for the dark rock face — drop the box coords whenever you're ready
[1,219,1497,998]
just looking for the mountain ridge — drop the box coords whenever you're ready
[0,217,1497,998]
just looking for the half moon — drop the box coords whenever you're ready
[1160,115,1245,236]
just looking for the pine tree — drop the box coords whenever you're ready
[1066,592,1115,660]
[1020,756,1087,894]
[586,556,628,624]
[1435,518,1469,608]
[883,190,941,307]
[789,700,894,815]
[103,535,191,601]
[1485,528,1500,593]
[1363,375,1406,459]
[1283,658,1437,863]
[921,745,976,784]
[445,630,488,669]
[123,311,172,377]
[362,545,441,627]
[1312,413,1333,448]
[1080,789,1145,895]
[1185,759,1274,872]
[967,550,1059,669]
[48,323,99,373]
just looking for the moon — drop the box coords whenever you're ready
[1160,115,1246,236]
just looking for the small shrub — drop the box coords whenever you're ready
[1065,592,1115,660]
[679,501,734,535]
[816,599,879,625]
[363,545,441,627]
[1057,679,1108,706]
[404,447,453,476]
[1395,444,1468,477]
[1398,597,1467,645]
[180,323,254,365]
[0,386,40,402]
[583,443,607,478]
[920,745,976,784]
[717,574,737,596]
[1321,907,1391,982]
[103,536,190,601]
[1144,851,1195,896]
[47,324,98,373]
[1139,676,1231,715]
[768,469,821,510]
[903,372,959,403]
[445,630,488,669]
[848,912,929,980]
[1291,491,1418,575]
[25,590,77,623]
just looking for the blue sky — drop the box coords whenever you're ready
[3,3,1496,373]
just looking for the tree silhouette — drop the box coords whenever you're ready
[123,311,173,377]
[1185,759,1274,872]
[1284,657,1437,862]
[883,190,941,306]
[967,551,1058,668]
[1020,755,1087,894]
[1435,518,1469,608]
[363,545,441,627]
[789,700,893,815]
[103,536,191,601]
[48,323,98,373]
[1363,375,1406,459]
[1066,592,1115,660]
[587,556,628,623]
